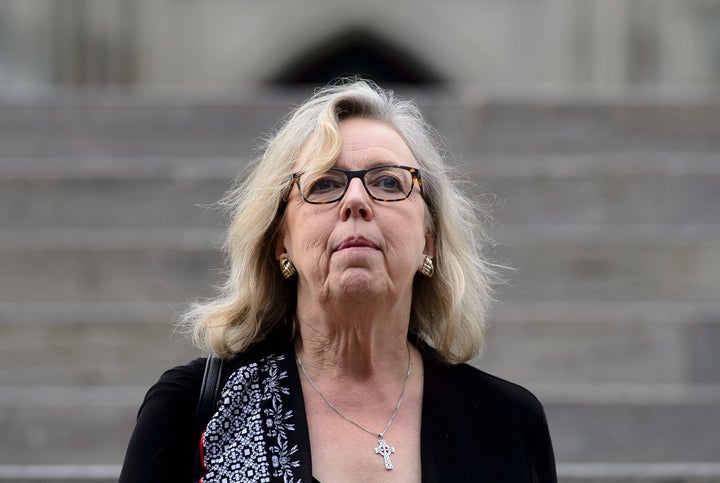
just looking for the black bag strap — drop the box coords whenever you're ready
[194,354,223,480]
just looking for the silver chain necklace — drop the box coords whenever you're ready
[296,344,412,471]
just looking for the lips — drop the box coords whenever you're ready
[335,236,378,251]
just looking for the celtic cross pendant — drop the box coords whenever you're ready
[374,438,395,470]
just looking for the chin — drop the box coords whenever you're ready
[334,269,387,298]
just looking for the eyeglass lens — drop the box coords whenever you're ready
[299,166,415,203]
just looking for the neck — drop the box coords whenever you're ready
[295,304,413,383]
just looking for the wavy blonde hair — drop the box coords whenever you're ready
[185,79,497,364]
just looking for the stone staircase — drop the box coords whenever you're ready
[1,90,719,482]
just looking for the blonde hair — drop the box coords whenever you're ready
[185,79,497,364]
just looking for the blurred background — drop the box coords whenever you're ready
[1,1,719,482]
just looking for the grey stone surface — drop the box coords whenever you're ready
[1,95,719,157]
[481,302,720,385]
[3,463,720,483]
[472,153,720,226]
[472,101,720,154]
[3,301,719,386]
[0,243,223,303]
[688,318,720,383]
[558,463,720,483]
[0,99,292,157]
[2,152,720,228]
[496,241,720,302]
[0,404,136,465]
[1,93,718,477]
[0,173,230,229]
[2,387,719,465]
[0,306,200,386]
[2,229,717,303]
[545,401,720,463]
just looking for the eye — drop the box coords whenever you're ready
[305,173,346,196]
[367,170,407,194]
[377,175,401,191]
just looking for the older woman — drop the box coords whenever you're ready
[120,80,556,482]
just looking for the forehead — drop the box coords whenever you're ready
[296,118,416,172]
[335,118,415,169]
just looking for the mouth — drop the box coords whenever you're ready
[335,236,378,252]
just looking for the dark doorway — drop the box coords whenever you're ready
[268,29,443,85]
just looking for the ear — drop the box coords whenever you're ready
[274,230,289,261]
[423,229,435,259]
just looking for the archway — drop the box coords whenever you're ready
[268,28,443,85]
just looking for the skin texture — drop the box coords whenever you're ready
[275,118,433,481]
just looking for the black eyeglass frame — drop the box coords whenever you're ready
[290,165,424,204]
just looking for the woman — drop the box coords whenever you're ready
[120,79,557,482]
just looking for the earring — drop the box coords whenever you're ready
[280,258,297,279]
[421,256,434,278]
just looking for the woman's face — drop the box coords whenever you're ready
[276,117,434,305]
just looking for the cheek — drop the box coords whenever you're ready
[385,211,427,257]
[287,213,333,259]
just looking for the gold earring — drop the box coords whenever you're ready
[421,256,434,277]
[280,258,297,279]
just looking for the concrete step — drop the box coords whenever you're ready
[0,387,139,465]
[0,228,224,304]
[472,152,720,226]
[1,384,718,465]
[2,301,719,386]
[469,98,720,154]
[0,95,293,158]
[535,384,720,463]
[0,465,119,483]
[2,152,719,228]
[0,157,232,229]
[0,303,200,386]
[482,301,720,385]
[558,463,720,483]
[493,224,720,302]
[2,225,718,303]
[1,93,719,156]
[2,463,720,483]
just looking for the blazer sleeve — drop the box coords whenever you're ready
[531,404,558,483]
[119,358,206,483]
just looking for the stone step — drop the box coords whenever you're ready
[0,157,231,229]
[2,463,720,483]
[2,301,719,386]
[536,384,720,463]
[0,95,293,158]
[0,303,200,386]
[468,97,720,154]
[471,153,720,226]
[0,465,119,483]
[1,225,718,303]
[2,152,719,228]
[1,93,719,156]
[0,229,224,304]
[483,301,720,385]
[558,463,720,483]
[494,225,720,302]
[1,384,718,465]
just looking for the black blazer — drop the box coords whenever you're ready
[120,339,557,482]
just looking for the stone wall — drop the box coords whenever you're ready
[0,0,719,91]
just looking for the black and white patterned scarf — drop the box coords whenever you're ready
[201,353,304,483]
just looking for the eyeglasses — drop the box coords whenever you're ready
[290,165,423,204]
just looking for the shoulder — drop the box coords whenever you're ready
[424,355,546,424]
[132,356,210,438]
[119,357,209,482]
[141,357,208,406]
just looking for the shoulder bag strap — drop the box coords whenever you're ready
[193,354,223,481]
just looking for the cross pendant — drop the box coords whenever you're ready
[374,438,395,470]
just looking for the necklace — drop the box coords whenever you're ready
[296,344,412,471]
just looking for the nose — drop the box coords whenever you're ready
[339,178,373,221]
